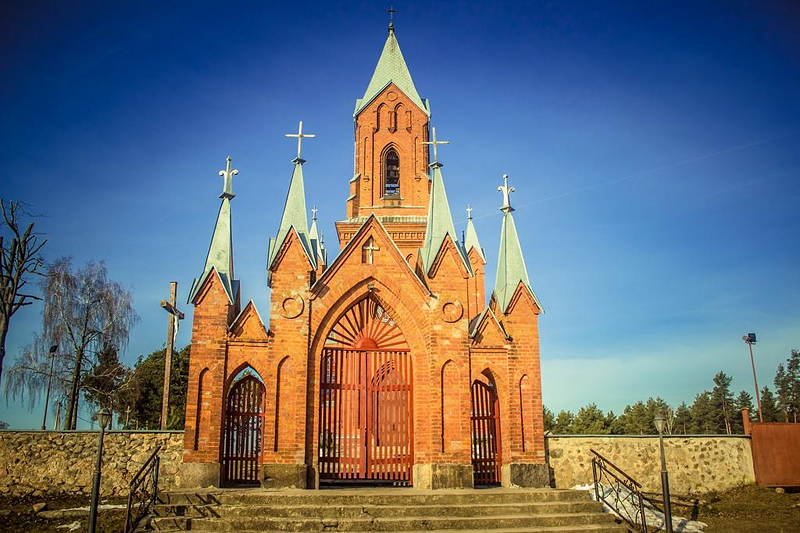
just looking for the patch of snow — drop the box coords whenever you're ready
[56,521,82,531]
[573,483,708,532]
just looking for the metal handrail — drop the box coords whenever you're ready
[124,445,162,533]
[590,448,648,532]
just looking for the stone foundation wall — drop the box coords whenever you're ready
[546,435,755,494]
[0,430,183,497]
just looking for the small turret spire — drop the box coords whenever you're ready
[463,204,485,262]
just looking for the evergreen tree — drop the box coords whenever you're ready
[733,390,754,433]
[760,386,781,422]
[711,371,735,434]
[673,402,691,434]
[783,349,800,422]
[572,403,612,434]
[611,400,650,435]
[774,363,791,422]
[553,410,575,434]
[543,405,555,433]
[689,391,714,434]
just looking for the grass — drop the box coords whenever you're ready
[695,484,800,532]
[0,494,128,533]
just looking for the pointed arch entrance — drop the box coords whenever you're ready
[222,370,265,486]
[471,374,502,486]
[319,296,413,484]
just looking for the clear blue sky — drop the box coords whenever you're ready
[1,1,799,429]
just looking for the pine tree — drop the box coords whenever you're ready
[690,391,714,434]
[553,410,575,434]
[733,390,754,433]
[774,363,790,422]
[785,349,800,422]
[760,386,781,422]
[673,402,691,434]
[543,405,555,433]
[711,371,735,434]
[572,403,612,434]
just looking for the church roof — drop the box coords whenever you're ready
[354,28,429,117]
[419,164,471,275]
[463,210,485,262]
[267,158,316,271]
[493,209,543,313]
[188,196,236,305]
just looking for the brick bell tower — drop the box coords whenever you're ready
[336,22,432,266]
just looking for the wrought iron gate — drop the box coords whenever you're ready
[222,375,264,486]
[319,348,413,483]
[471,379,502,485]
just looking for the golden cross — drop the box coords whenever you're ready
[285,121,316,160]
[421,126,449,165]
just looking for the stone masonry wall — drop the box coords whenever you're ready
[547,435,755,494]
[0,431,183,497]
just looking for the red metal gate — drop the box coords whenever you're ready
[319,348,413,483]
[471,379,502,485]
[222,375,264,486]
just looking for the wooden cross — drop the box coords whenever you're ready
[364,238,381,264]
[466,204,474,220]
[498,174,515,212]
[421,126,449,165]
[285,120,316,160]
[219,155,238,199]
[159,281,185,430]
[311,205,318,221]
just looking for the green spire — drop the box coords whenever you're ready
[463,205,485,261]
[493,175,543,313]
[354,27,429,117]
[267,158,315,270]
[188,157,239,305]
[419,164,469,274]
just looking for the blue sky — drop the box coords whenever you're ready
[1,1,799,429]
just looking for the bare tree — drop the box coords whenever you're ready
[4,333,71,411]
[39,258,138,429]
[0,200,47,384]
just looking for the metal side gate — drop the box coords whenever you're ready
[222,375,264,486]
[471,379,502,486]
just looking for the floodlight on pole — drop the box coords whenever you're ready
[742,333,763,422]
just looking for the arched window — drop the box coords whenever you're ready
[384,149,400,197]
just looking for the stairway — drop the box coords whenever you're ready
[144,487,626,532]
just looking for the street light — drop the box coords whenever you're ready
[742,333,763,422]
[88,407,112,533]
[41,345,59,430]
[654,413,674,533]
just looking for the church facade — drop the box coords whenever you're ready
[181,24,547,490]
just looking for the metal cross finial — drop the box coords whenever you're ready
[285,121,316,161]
[311,205,318,221]
[498,174,515,213]
[387,5,397,29]
[421,127,449,166]
[219,155,239,199]
[466,205,474,220]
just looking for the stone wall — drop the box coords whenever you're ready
[546,435,755,494]
[0,430,183,497]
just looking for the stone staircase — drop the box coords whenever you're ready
[142,487,627,532]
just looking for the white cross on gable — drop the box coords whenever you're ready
[363,237,381,264]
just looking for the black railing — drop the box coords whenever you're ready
[124,445,161,533]
[590,448,648,532]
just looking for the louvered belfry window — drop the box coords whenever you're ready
[384,149,400,197]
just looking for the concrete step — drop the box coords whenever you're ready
[158,512,621,531]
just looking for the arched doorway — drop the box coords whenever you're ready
[222,371,265,486]
[319,296,413,484]
[471,376,502,486]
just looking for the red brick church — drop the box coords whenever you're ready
[181,22,547,490]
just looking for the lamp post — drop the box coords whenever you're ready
[41,345,59,430]
[742,333,763,422]
[88,408,112,533]
[654,413,673,533]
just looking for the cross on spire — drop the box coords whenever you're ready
[219,155,238,199]
[311,205,318,221]
[498,174,515,213]
[285,120,316,161]
[422,126,449,167]
[387,5,397,31]
[466,205,474,220]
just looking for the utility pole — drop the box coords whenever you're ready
[742,333,763,422]
[159,282,185,430]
